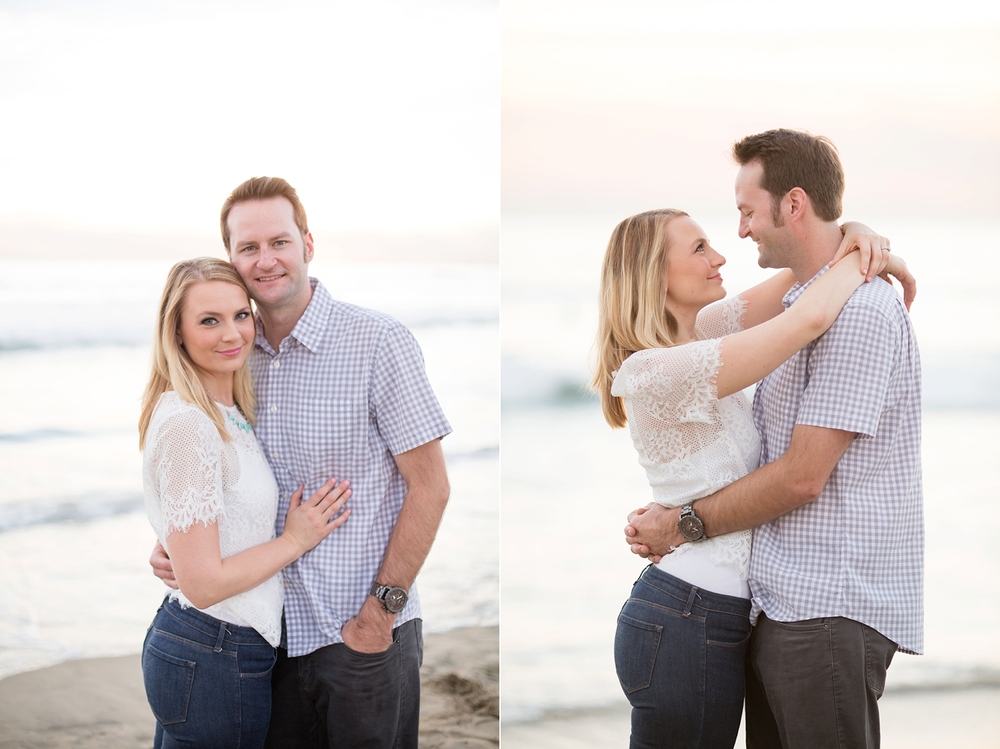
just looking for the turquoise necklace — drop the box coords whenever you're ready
[227,408,252,433]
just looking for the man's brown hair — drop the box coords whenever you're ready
[220,177,310,251]
[732,129,844,223]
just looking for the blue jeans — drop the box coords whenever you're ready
[615,565,752,749]
[142,597,277,749]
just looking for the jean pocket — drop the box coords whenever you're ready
[863,626,897,697]
[614,612,662,694]
[342,638,397,660]
[706,614,752,648]
[239,643,277,679]
[143,643,195,725]
[769,617,829,633]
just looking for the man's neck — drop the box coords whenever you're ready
[788,221,845,284]
[257,287,314,351]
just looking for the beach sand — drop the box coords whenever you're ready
[0,625,498,749]
[501,688,1000,749]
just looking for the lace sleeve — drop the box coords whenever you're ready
[695,294,747,339]
[148,406,226,535]
[612,340,723,426]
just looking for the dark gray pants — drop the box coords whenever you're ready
[745,614,897,749]
[264,618,423,749]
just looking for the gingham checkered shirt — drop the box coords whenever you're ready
[249,279,452,657]
[749,268,924,654]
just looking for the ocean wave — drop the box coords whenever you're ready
[446,446,499,462]
[501,358,597,409]
[0,428,94,443]
[501,353,1000,411]
[0,312,497,354]
[500,667,1000,725]
[0,492,145,534]
[0,445,496,534]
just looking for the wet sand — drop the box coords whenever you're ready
[501,688,1000,749]
[0,625,498,749]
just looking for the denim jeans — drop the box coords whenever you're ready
[142,597,277,749]
[264,618,423,749]
[615,565,752,749]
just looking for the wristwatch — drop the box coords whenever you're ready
[678,503,708,543]
[370,581,408,614]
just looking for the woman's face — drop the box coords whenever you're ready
[177,280,255,381]
[661,216,727,315]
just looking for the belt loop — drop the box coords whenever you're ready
[682,586,699,617]
[214,622,228,653]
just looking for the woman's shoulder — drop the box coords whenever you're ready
[617,340,722,375]
[146,392,222,448]
[612,340,722,397]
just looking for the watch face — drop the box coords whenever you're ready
[384,587,407,613]
[679,516,704,541]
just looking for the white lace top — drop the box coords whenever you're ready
[142,391,283,646]
[611,295,760,595]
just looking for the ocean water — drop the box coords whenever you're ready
[501,213,1000,724]
[0,259,499,680]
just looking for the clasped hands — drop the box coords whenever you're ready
[624,503,688,563]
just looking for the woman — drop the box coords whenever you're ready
[592,212,913,749]
[138,258,351,749]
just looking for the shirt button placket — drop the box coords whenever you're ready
[271,356,283,465]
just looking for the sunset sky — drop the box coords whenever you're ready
[503,0,1000,221]
[0,0,498,245]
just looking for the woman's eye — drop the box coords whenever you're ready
[236,311,250,320]
[696,244,705,253]
[201,317,218,326]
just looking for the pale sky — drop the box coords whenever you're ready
[0,0,498,237]
[503,0,1000,219]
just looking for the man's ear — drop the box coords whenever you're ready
[786,187,808,221]
[303,232,315,263]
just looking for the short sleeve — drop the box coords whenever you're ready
[148,407,226,534]
[797,300,898,438]
[612,340,723,426]
[695,295,747,339]
[370,322,453,456]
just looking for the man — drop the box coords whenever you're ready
[625,129,922,749]
[152,176,452,748]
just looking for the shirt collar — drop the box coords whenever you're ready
[782,263,832,309]
[254,278,333,354]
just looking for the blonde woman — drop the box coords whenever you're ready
[593,213,913,749]
[138,258,351,749]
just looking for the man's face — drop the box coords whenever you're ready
[734,161,795,270]
[226,196,314,312]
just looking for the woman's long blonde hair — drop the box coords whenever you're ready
[591,209,689,428]
[138,258,257,449]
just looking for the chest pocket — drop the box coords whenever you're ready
[283,397,361,483]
